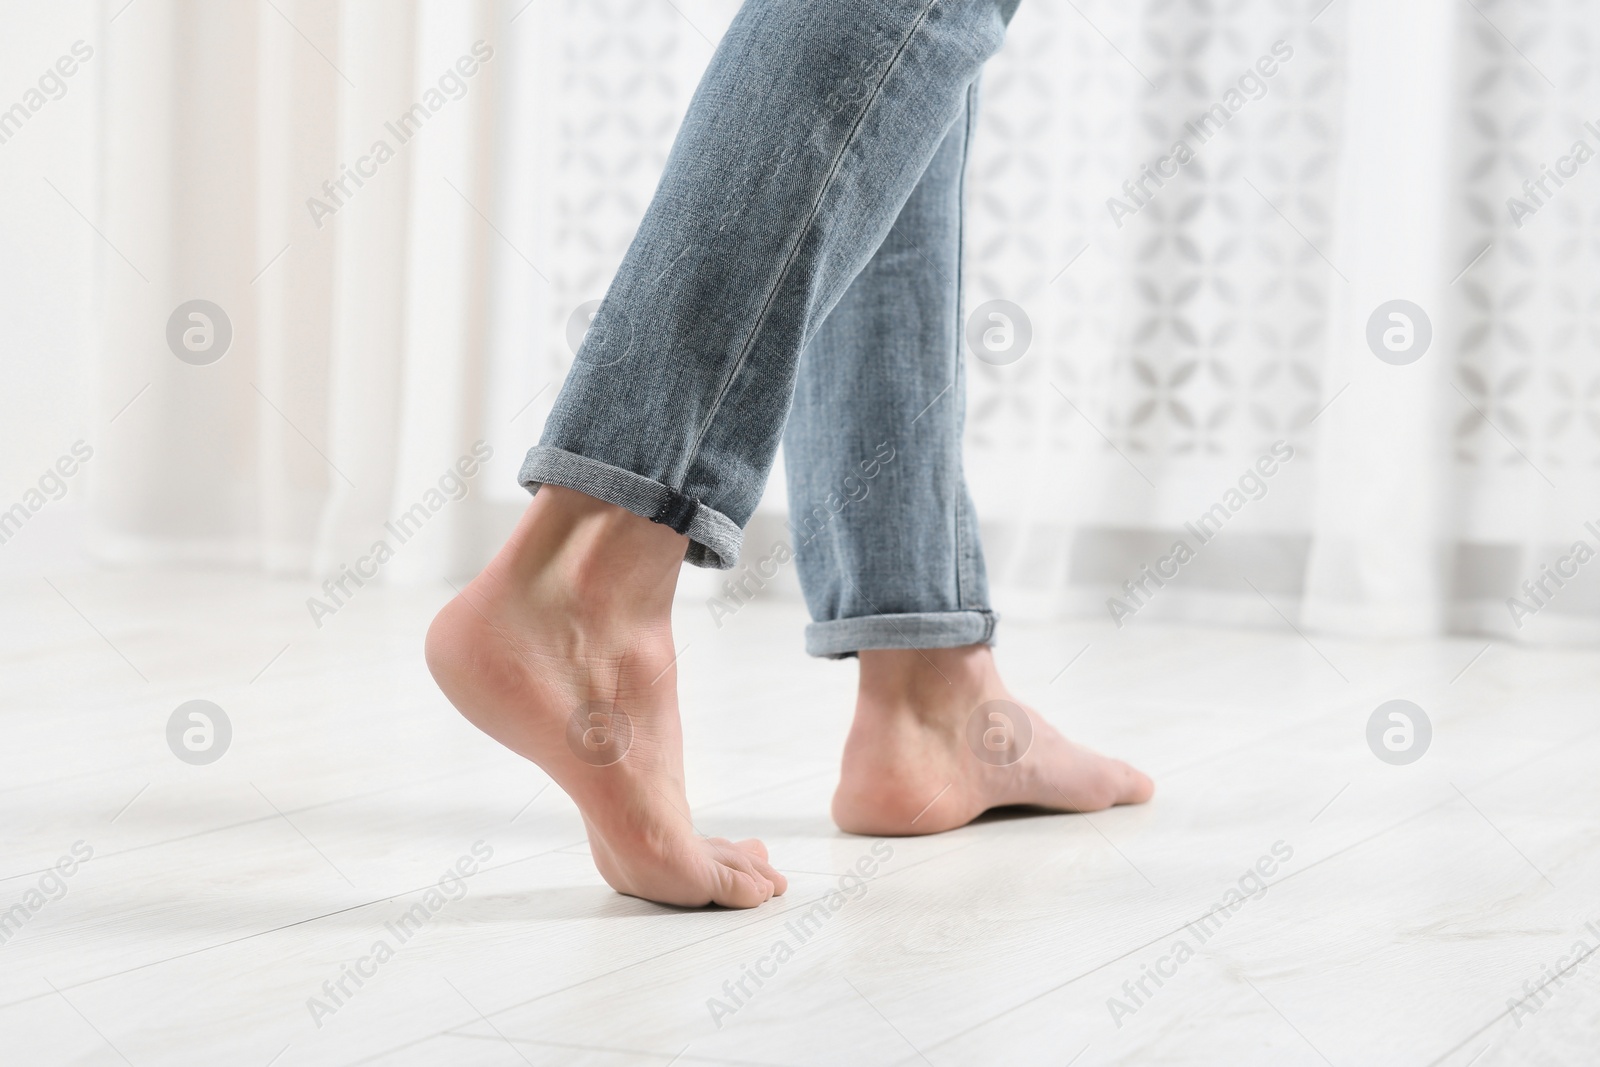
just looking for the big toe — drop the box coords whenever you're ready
[707,840,780,909]
[1047,752,1156,812]
[1117,761,1155,804]
[735,838,787,895]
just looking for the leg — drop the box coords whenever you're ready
[522,0,1023,567]
[429,0,1023,908]
[782,84,1154,836]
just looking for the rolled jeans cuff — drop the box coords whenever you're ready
[804,609,998,659]
[518,446,744,570]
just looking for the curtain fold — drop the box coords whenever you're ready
[256,0,338,572]
[1301,0,1458,637]
[93,0,262,565]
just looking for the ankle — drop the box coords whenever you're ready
[493,487,687,620]
[856,645,1000,720]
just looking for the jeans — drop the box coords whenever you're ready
[520,0,1021,656]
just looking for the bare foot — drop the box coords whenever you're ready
[425,488,786,909]
[832,645,1154,836]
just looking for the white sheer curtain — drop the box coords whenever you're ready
[959,0,1600,642]
[84,0,1600,641]
[90,0,521,584]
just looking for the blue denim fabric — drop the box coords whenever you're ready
[521,0,1018,655]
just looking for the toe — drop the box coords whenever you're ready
[713,863,772,909]
[708,842,776,908]
[733,838,784,894]
[748,853,787,896]
[1116,761,1155,805]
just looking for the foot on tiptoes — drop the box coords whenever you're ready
[425,487,786,909]
[832,644,1154,836]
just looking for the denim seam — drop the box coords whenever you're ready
[952,79,977,610]
[674,0,942,488]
